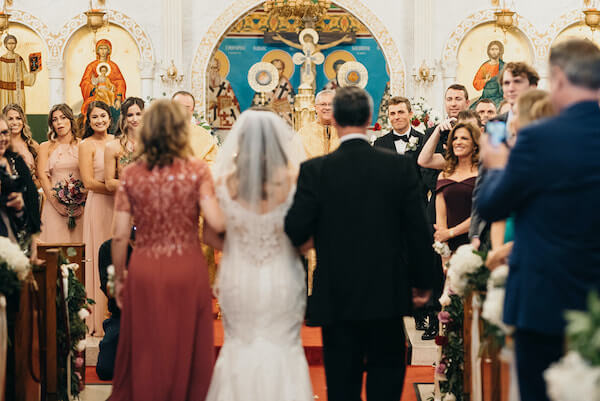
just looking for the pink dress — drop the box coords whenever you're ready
[39,143,84,243]
[82,144,113,336]
[110,159,214,401]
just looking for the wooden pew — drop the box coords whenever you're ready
[34,244,85,401]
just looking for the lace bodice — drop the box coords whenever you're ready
[115,158,213,257]
[216,184,296,267]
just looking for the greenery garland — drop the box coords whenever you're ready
[437,293,465,400]
[56,249,94,400]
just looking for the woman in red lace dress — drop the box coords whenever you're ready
[109,100,225,401]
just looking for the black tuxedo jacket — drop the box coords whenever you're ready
[285,138,434,326]
[374,128,427,202]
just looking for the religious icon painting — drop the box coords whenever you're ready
[337,61,368,89]
[207,50,241,129]
[29,52,42,72]
[323,50,355,90]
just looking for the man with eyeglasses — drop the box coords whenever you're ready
[298,89,340,159]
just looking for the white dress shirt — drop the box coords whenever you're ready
[393,126,411,154]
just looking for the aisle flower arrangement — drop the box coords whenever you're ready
[0,236,30,298]
[545,291,600,401]
[408,96,441,132]
[57,249,94,400]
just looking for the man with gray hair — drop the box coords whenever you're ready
[298,89,340,159]
[477,38,600,401]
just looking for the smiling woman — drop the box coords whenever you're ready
[78,100,115,337]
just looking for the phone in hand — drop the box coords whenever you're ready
[486,120,508,147]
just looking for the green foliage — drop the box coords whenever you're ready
[440,294,465,401]
[57,252,92,400]
[0,261,21,298]
[565,291,600,366]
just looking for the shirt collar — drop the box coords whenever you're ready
[339,133,369,144]
[392,126,411,137]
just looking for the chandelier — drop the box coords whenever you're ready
[263,0,331,27]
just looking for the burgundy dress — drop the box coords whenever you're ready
[110,158,215,401]
[436,176,476,251]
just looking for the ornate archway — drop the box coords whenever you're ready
[190,0,406,113]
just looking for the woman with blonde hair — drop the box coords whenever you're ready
[104,97,144,192]
[37,104,85,243]
[434,122,481,253]
[109,100,224,401]
[3,103,39,185]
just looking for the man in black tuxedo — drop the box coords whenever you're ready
[374,96,428,332]
[285,87,434,401]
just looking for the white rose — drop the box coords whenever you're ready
[444,393,457,401]
[78,308,90,320]
[107,265,115,276]
[490,264,509,287]
[409,136,419,144]
[76,340,86,352]
[545,352,600,401]
[439,291,451,306]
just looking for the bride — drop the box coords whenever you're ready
[205,109,313,401]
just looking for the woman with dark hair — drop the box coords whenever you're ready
[109,100,224,400]
[104,97,144,192]
[37,104,84,243]
[79,100,114,336]
[434,122,480,253]
[3,103,39,185]
[0,113,40,254]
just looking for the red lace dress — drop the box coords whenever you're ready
[110,158,215,401]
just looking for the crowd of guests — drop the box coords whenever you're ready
[1,37,599,401]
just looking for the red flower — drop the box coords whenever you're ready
[411,118,421,127]
[373,122,381,131]
[435,335,449,346]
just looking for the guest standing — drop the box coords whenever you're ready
[433,122,479,253]
[79,100,114,336]
[38,104,84,243]
[477,39,600,401]
[3,103,39,186]
[110,100,224,401]
[104,97,144,193]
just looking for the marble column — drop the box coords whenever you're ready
[138,61,155,102]
[47,59,65,107]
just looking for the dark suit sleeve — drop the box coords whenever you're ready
[476,128,542,221]
[468,164,486,239]
[285,161,320,247]
[397,157,434,289]
[14,155,41,234]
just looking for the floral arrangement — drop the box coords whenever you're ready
[0,236,30,298]
[57,249,94,399]
[446,245,487,297]
[433,241,451,258]
[481,264,512,346]
[436,292,465,401]
[545,292,600,401]
[52,174,87,230]
[408,96,441,132]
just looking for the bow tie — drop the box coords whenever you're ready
[394,134,409,142]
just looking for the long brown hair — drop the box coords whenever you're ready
[443,122,480,175]
[2,103,37,159]
[47,103,78,144]
[83,101,112,139]
[137,100,192,169]
[117,97,145,147]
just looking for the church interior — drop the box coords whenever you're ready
[2,0,600,400]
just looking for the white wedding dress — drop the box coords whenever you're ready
[205,185,313,401]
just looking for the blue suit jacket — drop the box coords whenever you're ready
[476,101,600,335]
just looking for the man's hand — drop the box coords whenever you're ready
[480,133,510,169]
[438,117,457,132]
[471,237,481,250]
[412,288,431,308]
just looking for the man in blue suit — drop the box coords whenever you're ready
[476,38,600,401]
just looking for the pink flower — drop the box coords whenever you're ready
[438,311,452,323]
[74,357,84,368]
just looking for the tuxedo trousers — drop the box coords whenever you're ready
[514,329,564,401]
[321,319,406,401]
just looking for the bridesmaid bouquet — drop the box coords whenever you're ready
[52,174,87,230]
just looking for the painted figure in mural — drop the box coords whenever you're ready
[273,29,351,91]
[0,34,38,112]
[470,40,505,108]
[322,59,346,91]
[251,58,295,125]
[207,57,241,129]
[80,39,127,117]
